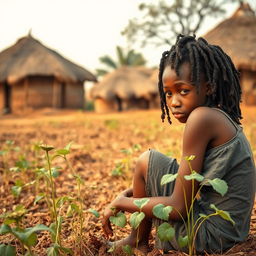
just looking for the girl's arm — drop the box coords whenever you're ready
[102,107,215,236]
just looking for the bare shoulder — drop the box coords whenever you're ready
[184,107,236,149]
[186,106,217,128]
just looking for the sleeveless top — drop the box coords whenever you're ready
[194,108,256,252]
[147,108,255,253]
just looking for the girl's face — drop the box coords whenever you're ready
[162,62,208,123]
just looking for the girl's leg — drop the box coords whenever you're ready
[111,150,152,250]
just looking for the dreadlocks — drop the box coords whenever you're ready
[158,34,242,124]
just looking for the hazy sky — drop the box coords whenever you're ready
[0,0,238,74]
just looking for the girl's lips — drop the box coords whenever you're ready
[172,112,184,119]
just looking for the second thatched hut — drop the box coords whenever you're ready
[90,66,159,113]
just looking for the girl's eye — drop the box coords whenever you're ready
[180,89,189,95]
[165,91,172,98]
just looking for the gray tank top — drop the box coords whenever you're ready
[195,108,256,252]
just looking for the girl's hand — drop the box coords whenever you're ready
[102,203,116,238]
[102,189,132,237]
[102,195,123,238]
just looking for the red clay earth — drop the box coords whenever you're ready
[0,105,255,256]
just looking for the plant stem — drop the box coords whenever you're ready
[46,151,59,244]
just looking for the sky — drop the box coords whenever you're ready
[0,0,239,74]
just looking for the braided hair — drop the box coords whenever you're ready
[158,34,242,124]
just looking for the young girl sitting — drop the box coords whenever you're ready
[102,35,256,254]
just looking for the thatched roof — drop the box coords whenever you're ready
[0,35,97,84]
[204,2,256,71]
[90,66,157,100]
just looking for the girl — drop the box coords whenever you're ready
[102,35,256,254]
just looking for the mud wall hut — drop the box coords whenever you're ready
[90,66,159,113]
[0,35,97,114]
[204,2,256,105]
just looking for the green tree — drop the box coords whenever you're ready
[122,0,251,47]
[96,45,146,77]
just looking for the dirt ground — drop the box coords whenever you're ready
[0,105,255,256]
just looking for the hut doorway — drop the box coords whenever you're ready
[60,83,66,108]
[3,82,11,113]
[116,96,122,111]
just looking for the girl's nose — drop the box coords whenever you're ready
[170,95,181,107]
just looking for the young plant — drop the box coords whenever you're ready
[39,144,72,255]
[54,143,87,253]
[158,155,234,255]
[0,205,51,256]
[108,198,150,255]
[130,198,149,249]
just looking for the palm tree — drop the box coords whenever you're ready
[96,46,146,77]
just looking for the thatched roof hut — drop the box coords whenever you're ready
[204,2,256,105]
[90,66,159,113]
[0,34,97,113]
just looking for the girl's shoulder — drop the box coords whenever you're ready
[185,107,238,149]
[186,107,218,127]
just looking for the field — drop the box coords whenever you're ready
[0,105,255,256]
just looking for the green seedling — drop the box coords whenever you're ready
[130,198,150,249]
[39,144,73,255]
[0,205,51,256]
[157,155,234,256]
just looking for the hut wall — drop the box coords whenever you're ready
[64,83,84,108]
[241,70,256,105]
[0,83,3,110]
[11,80,26,110]
[11,76,54,111]
[27,76,54,108]
[94,98,117,113]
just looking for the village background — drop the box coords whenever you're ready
[0,1,256,256]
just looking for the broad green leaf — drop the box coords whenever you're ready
[110,212,127,228]
[210,204,235,225]
[161,173,178,186]
[12,224,51,247]
[0,224,12,234]
[218,210,235,225]
[207,178,228,196]
[130,212,145,229]
[157,222,175,241]
[178,235,188,248]
[88,208,100,218]
[122,244,133,255]
[184,171,204,182]
[133,198,149,210]
[0,244,16,256]
[153,204,172,221]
